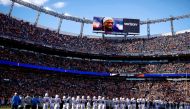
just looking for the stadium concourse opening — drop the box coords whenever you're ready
[0,0,190,109]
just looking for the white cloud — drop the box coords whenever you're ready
[64,12,71,16]
[0,0,48,7]
[22,0,48,6]
[0,0,22,7]
[0,0,11,5]
[52,2,65,9]
[44,6,54,11]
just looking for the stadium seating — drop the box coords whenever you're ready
[1,46,190,74]
[0,66,189,103]
[1,12,190,107]
[0,13,190,56]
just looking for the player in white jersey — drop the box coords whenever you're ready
[54,95,61,109]
[97,96,102,109]
[62,96,67,109]
[126,98,131,109]
[119,97,126,109]
[153,99,162,109]
[81,96,86,109]
[101,97,106,109]
[145,98,150,109]
[113,98,119,109]
[92,96,98,109]
[86,96,91,109]
[50,97,55,109]
[131,98,136,109]
[66,96,71,109]
[137,98,145,109]
[43,93,50,109]
[184,102,190,109]
[71,97,76,109]
[137,98,140,109]
[76,96,81,109]
[111,98,115,109]
[141,98,146,109]
[179,102,184,109]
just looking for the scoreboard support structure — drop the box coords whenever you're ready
[147,19,150,38]
[102,33,105,39]
[170,16,175,36]
[57,15,63,34]
[8,1,15,17]
[80,18,85,38]
[124,33,128,40]
[34,11,41,26]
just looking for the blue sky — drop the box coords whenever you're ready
[0,0,190,36]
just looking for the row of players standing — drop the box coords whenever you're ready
[11,92,61,109]
[12,92,190,109]
[40,93,141,109]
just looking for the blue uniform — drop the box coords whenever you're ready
[31,97,40,107]
[11,95,21,109]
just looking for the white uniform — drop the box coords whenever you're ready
[137,98,145,109]
[113,102,119,109]
[66,97,70,109]
[153,99,162,109]
[62,96,67,109]
[126,98,131,109]
[119,98,126,109]
[50,98,55,109]
[131,98,136,109]
[86,101,91,109]
[113,98,119,109]
[76,97,81,109]
[71,97,76,109]
[43,96,50,109]
[92,99,98,109]
[137,98,140,109]
[184,102,190,109]
[102,99,106,109]
[54,96,61,109]
[97,99,102,109]
[81,98,86,109]
[141,98,145,109]
[86,97,91,109]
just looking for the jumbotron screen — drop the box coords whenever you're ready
[93,17,140,34]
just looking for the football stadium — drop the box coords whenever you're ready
[0,0,190,109]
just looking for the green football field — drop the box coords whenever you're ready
[0,106,10,109]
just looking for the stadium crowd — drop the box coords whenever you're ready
[0,66,190,108]
[1,46,190,74]
[0,13,190,56]
[1,12,190,109]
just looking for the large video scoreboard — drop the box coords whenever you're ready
[93,17,140,35]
